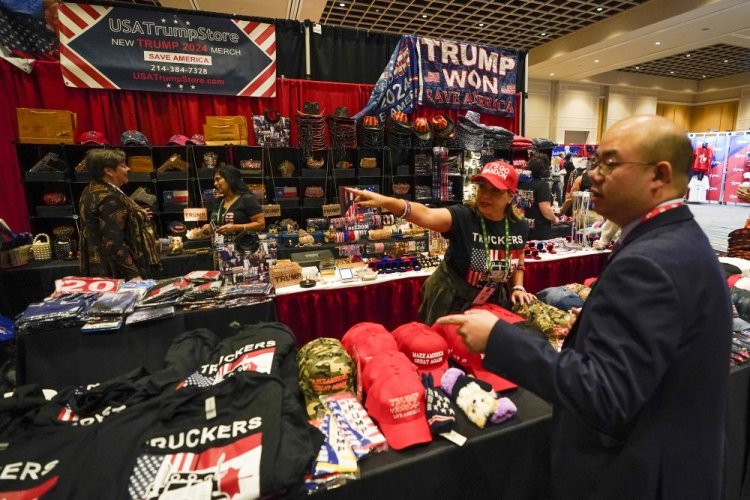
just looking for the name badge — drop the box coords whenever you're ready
[472,281,499,306]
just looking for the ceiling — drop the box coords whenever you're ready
[119,0,750,95]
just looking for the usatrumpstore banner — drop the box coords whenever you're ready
[58,2,276,97]
[356,35,519,120]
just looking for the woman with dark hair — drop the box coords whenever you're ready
[204,164,264,236]
[517,153,559,240]
[347,161,533,325]
[79,148,161,279]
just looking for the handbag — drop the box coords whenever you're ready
[31,233,52,260]
[261,146,282,218]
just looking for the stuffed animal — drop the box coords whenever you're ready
[441,367,517,428]
[168,236,184,255]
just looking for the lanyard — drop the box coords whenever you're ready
[479,216,510,274]
[639,201,684,224]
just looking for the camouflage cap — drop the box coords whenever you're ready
[297,338,354,419]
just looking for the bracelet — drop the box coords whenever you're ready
[399,200,411,218]
[511,285,526,293]
[515,264,525,271]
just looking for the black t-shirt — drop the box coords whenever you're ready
[517,178,553,240]
[444,204,528,288]
[213,193,262,226]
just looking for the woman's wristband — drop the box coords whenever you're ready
[511,285,526,293]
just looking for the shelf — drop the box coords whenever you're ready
[24,172,68,182]
[301,168,327,178]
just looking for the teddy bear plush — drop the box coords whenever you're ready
[441,367,517,428]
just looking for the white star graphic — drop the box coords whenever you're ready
[190,85,195,89]
[178,84,184,89]
[166,83,171,88]
[186,21,190,26]
[161,18,166,23]
[173,18,178,24]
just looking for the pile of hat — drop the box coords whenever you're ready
[532,137,557,152]
[296,101,328,159]
[431,115,458,148]
[413,117,433,149]
[728,228,750,260]
[456,111,485,151]
[386,112,413,151]
[483,125,514,150]
[327,107,357,151]
[166,133,206,146]
[359,115,384,148]
[342,322,441,450]
[512,134,534,151]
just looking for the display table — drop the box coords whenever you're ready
[0,252,213,318]
[319,388,553,499]
[276,249,611,344]
[315,364,750,499]
[16,299,276,389]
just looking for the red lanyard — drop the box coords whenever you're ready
[639,201,684,225]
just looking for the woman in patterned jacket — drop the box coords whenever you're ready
[79,148,161,279]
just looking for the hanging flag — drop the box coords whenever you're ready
[354,35,419,122]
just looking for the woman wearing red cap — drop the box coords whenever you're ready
[347,160,533,324]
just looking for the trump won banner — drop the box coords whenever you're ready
[418,37,519,117]
[58,2,276,97]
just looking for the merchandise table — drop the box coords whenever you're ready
[15,299,276,389]
[314,364,750,499]
[275,249,610,345]
[0,252,213,318]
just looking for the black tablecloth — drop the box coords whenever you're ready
[318,388,553,500]
[16,300,276,389]
[0,253,213,318]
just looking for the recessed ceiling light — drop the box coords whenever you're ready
[479,23,484,27]
[635,66,640,70]
[724,59,730,63]
[702,75,707,78]
[670,71,675,74]
[339,2,345,6]
[596,7,603,11]
[550,73,555,76]
[541,32,546,36]
[594,59,599,63]
[686,54,691,58]
[375,9,380,12]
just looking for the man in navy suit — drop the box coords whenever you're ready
[438,115,731,499]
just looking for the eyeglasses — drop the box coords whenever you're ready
[587,157,655,176]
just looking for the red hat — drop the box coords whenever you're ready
[365,371,432,450]
[361,350,416,392]
[391,321,435,346]
[351,331,399,373]
[342,322,390,356]
[188,134,206,145]
[167,134,190,146]
[471,161,518,193]
[432,304,523,392]
[394,323,449,383]
[78,130,109,145]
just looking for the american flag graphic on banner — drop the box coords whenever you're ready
[58,3,276,97]
[128,433,262,499]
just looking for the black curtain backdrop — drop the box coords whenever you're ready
[310,23,401,84]
[275,19,305,79]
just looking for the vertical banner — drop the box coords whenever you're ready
[417,37,518,117]
[58,2,276,97]
[723,133,750,204]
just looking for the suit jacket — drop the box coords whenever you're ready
[483,205,731,499]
